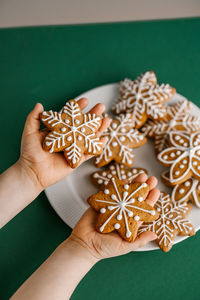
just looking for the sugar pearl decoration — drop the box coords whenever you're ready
[67,136,72,141]
[124,184,129,190]
[134,215,140,221]
[114,223,120,229]
[61,127,67,132]
[100,208,106,214]
[104,189,109,194]
[138,196,143,202]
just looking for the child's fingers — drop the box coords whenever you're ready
[96,117,111,137]
[145,176,158,191]
[130,231,157,251]
[133,173,148,183]
[23,103,44,135]
[88,103,106,116]
[77,98,88,110]
[81,137,108,162]
[145,188,160,207]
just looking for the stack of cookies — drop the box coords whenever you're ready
[89,71,199,252]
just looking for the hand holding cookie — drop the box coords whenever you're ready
[18,98,110,191]
[69,174,160,260]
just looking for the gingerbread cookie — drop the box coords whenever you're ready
[112,71,175,128]
[88,177,158,242]
[141,99,200,153]
[40,99,103,168]
[157,131,200,185]
[138,192,195,252]
[162,171,200,208]
[94,114,146,168]
[91,163,147,188]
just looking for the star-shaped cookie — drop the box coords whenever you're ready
[162,171,200,208]
[141,99,200,153]
[40,99,103,168]
[138,192,195,252]
[88,177,159,242]
[112,71,175,128]
[91,163,147,188]
[157,131,200,185]
[94,113,146,168]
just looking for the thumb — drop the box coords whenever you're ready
[23,103,44,135]
[122,231,157,253]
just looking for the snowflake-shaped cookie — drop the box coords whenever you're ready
[157,131,200,185]
[91,163,147,188]
[112,71,175,128]
[40,99,103,168]
[88,177,158,242]
[141,100,200,153]
[138,192,195,252]
[94,113,146,168]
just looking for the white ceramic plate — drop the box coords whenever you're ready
[45,83,200,251]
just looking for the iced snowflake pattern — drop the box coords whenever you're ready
[112,71,175,128]
[91,163,147,187]
[157,131,200,185]
[41,100,103,168]
[94,113,146,168]
[88,177,158,241]
[138,192,194,252]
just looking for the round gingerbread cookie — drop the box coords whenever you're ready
[94,113,146,168]
[91,163,147,188]
[138,192,195,252]
[157,131,200,185]
[40,99,103,168]
[112,71,175,129]
[87,177,159,242]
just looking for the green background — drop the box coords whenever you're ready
[1,18,200,300]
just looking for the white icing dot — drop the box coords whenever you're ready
[122,175,126,179]
[120,128,126,133]
[124,184,129,190]
[129,198,135,203]
[65,119,70,124]
[169,214,173,218]
[112,122,117,129]
[108,206,114,210]
[97,179,103,184]
[128,211,133,217]
[133,169,137,174]
[163,155,168,160]
[175,135,180,140]
[193,161,198,166]
[104,189,109,194]
[170,153,175,158]
[166,220,170,225]
[104,181,109,185]
[165,208,169,212]
[114,223,120,229]
[112,141,118,147]
[176,151,181,155]
[110,165,115,170]
[138,196,143,202]
[93,173,98,178]
[78,135,82,141]
[150,210,156,215]
[108,174,112,179]
[180,139,184,144]
[111,194,117,200]
[197,150,200,155]
[183,159,187,164]
[81,127,85,133]
[139,135,144,140]
[185,181,190,187]
[121,170,125,174]
[128,172,132,176]
[183,142,188,147]
[117,214,122,220]
[180,165,184,169]
[61,127,67,132]
[75,119,80,125]
[157,208,161,212]
[134,215,140,221]
[194,141,198,146]
[157,221,161,226]
[126,231,132,238]
[100,208,106,214]
[102,172,107,176]
[179,188,185,194]
[120,136,126,142]
[67,136,72,141]
[112,171,116,175]
[46,141,51,146]
[198,166,200,170]
[175,170,180,175]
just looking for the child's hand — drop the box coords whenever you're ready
[66,173,159,261]
[17,98,110,192]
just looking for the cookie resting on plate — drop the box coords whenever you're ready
[88,177,158,242]
[40,99,103,168]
